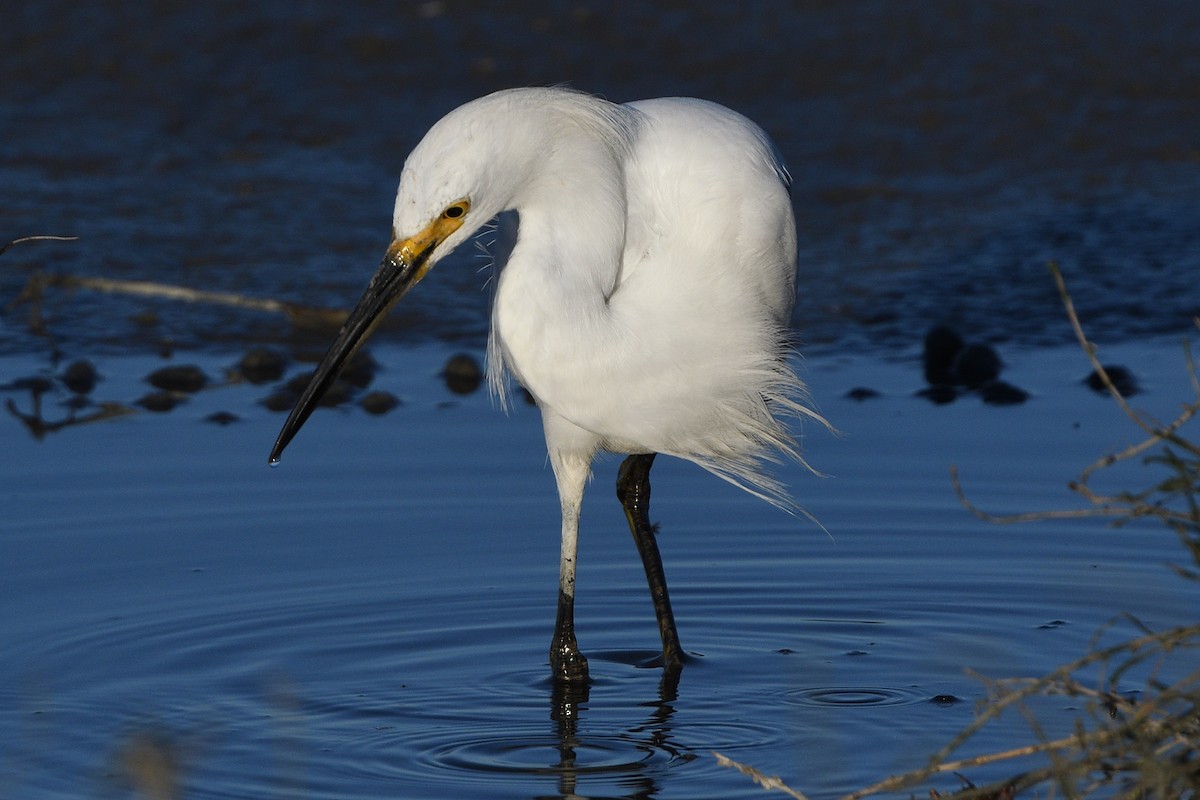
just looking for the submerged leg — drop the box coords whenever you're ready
[551,577,588,683]
[548,448,591,684]
[617,453,684,672]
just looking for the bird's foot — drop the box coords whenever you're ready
[550,637,590,684]
[661,643,685,674]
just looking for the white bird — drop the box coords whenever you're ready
[270,87,821,684]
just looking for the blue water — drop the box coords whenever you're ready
[1,341,1195,798]
[3,3,1199,796]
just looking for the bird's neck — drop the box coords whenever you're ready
[490,153,629,409]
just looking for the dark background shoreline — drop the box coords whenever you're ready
[3,1,1198,357]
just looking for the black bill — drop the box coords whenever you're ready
[268,241,431,464]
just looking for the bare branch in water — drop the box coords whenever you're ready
[732,264,1200,800]
[4,236,345,329]
[951,263,1200,529]
[9,271,349,330]
[1050,261,1200,454]
[0,235,78,257]
[5,397,135,440]
[713,752,813,800]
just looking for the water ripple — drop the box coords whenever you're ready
[782,685,930,708]
[424,728,676,776]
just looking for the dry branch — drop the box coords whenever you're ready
[712,752,813,800]
[0,235,78,257]
[722,264,1200,800]
[9,271,349,330]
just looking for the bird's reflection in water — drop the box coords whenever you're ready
[546,668,687,800]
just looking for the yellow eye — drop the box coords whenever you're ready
[443,200,469,220]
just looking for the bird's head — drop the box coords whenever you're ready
[269,88,633,463]
[268,91,539,464]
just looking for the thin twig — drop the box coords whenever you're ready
[0,235,78,257]
[1049,262,1157,435]
[1049,261,1200,464]
[913,626,1199,786]
[838,731,1099,800]
[1184,337,1200,398]
[5,398,135,439]
[952,268,1200,523]
[837,660,1199,800]
[950,465,1127,524]
[713,752,813,800]
[9,271,349,329]
[48,274,295,314]
[847,268,1200,800]
[1,236,346,326]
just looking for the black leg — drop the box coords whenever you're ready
[617,453,684,673]
[550,589,589,683]
[547,447,590,685]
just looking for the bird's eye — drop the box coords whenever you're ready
[443,201,469,220]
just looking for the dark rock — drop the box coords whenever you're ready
[844,387,881,401]
[922,326,964,385]
[61,359,99,394]
[283,371,313,395]
[360,390,400,415]
[443,353,483,395]
[980,379,1029,406]
[136,391,184,412]
[260,391,297,412]
[131,310,160,328]
[237,348,287,384]
[954,343,1002,390]
[1038,619,1068,629]
[339,350,377,389]
[1084,364,1138,396]
[204,411,240,425]
[282,370,354,407]
[147,365,208,393]
[916,384,958,405]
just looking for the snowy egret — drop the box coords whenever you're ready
[270,87,821,684]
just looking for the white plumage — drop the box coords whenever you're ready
[271,87,822,684]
